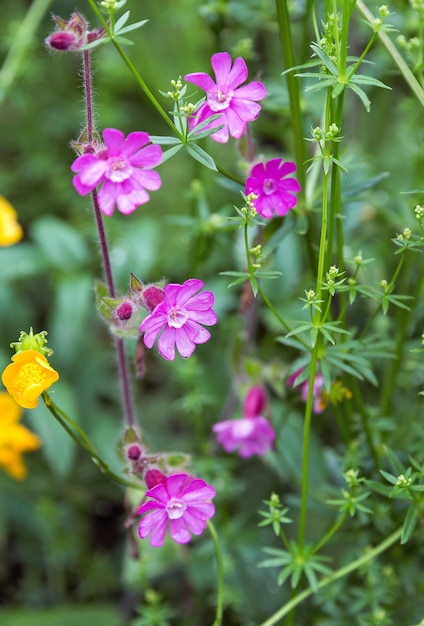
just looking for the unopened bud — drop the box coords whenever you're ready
[145,469,166,489]
[142,285,165,312]
[116,301,134,321]
[243,386,267,418]
[127,443,142,461]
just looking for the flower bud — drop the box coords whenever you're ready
[142,285,165,312]
[145,469,167,489]
[243,385,267,418]
[116,301,135,321]
[127,443,143,461]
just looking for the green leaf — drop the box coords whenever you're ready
[401,502,420,544]
[116,19,149,36]
[149,135,181,145]
[185,143,217,170]
[160,144,183,164]
[347,82,371,112]
[31,216,89,271]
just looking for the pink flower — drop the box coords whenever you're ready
[71,128,162,216]
[245,159,301,218]
[138,473,216,547]
[140,278,217,360]
[184,52,266,143]
[287,368,326,414]
[213,386,275,458]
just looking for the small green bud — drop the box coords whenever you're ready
[395,473,412,487]
[414,204,424,220]
[378,5,390,17]
[306,289,316,302]
[403,227,412,239]
[354,255,363,265]
[380,279,388,289]
[312,126,324,141]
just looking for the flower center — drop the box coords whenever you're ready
[106,157,133,183]
[262,178,277,196]
[233,418,255,439]
[208,87,234,112]
[167,306,188,329]
[166,497,187,520]
[17,364,48,392]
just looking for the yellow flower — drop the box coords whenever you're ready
[2,350,59,409]
[0,196,23,246]
[0,391,41,480]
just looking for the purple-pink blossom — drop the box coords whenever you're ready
[213,386,275,458]
[140,278,217,360]
[184,52,266,143]
[138,473,216,547]
[245,158,301,218]
[71,128,162,216]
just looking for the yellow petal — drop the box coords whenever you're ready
[0,196,23,246]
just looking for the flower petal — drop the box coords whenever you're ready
[169,517,192,544]
[120,131,150,157]
[157,325,177,360]
[103,128,125,156]
[211,52,233,86]
[184,72,216,92]
[129,144,163,168]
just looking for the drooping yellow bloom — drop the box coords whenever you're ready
[2,350,59,409]
[0,196,23,246]
[0,391,41,480]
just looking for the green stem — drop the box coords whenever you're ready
[298,339,320,549]
[87,0,181,138]
[42,392,141,489]
[356,0,424,109]
[311,512,347,556]
[257,526,403,626]
[349,378,380,469]
[208,521,224,626]
[0,0,53,102]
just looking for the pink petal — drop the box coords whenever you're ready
[166,474,189,497]
[72,175,94,196]
[120,131,150,157]
[182,510,210,535]
[157,325,177,360]
[231,98,262,123]
[234,81,267,101]
[169,518,191,544]
[183,319,211,345]
[185,290,214,311]
[276,160,297,177]
[185,502,215,525]
[175,327,196,358]
[116,192,143,215]
[224,56,249,90]
[276,177,302,192]
[129,143,163,168]
[145,482,170,505]
[137,500,163,515]
[98,181,119,216]
[103,128,125,156]
[73,156,107,188]
[138,509,168,546]
[211,52,233,86]
[184,71,216,92]
[249,162,267,179]
[163,283,182,308]
[174,279,204,306]
[225,107,247,139]
[131,169,162,191]
[188,309,218,326]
